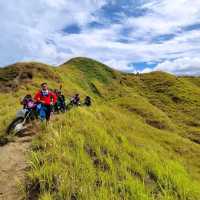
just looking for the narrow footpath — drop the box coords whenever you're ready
[0,131,34,200]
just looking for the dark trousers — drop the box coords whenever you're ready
[44,105,52,121]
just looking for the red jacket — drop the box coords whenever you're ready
[34,90,57,105]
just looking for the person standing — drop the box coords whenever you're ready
[34,83,57,121]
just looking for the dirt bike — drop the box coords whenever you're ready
[6,108,37,135]
[54,101,67,113]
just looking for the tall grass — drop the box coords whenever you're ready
[25,105,200,200]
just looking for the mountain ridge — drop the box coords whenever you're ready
[0,57,200,199]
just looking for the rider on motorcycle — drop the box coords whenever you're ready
[34,83,57,121]
[83,96,92,106]
[21,94,35,109]
[54,90,67,113]
[70,93,80,106]
[7,95,37,134]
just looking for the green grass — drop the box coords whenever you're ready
[1,57,200,199]
[26,106,200,200]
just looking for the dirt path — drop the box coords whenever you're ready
[0,133,34,200]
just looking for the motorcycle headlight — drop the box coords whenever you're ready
[16,109,27,118]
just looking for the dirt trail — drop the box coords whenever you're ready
[0,132,34,200]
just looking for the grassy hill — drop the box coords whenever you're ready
[0,57,200,200]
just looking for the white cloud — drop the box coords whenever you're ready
[0,0,107,66]
[138,57,200,75]
[126,0,200,39]
[135,67,153,74]
[1,0,200,75]
[104,59,133,71]
[155,57,200,75]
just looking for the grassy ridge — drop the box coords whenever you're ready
[0,57,200,199]
[27,106,200,200]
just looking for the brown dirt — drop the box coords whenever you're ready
[0,131,35,200]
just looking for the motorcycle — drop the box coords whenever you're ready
[54,101,67,113]
[6,105,37,135]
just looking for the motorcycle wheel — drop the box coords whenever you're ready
[6,117,25,135]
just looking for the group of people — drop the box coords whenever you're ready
[21,82,91,122]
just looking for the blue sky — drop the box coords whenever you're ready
[1,0,200,75]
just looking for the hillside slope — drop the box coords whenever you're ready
[0,57,200,200]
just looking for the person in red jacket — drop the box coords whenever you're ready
[34,82,57,121]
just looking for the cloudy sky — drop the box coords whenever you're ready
[1,0,200,75]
